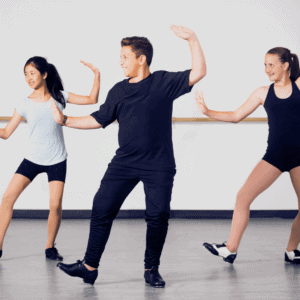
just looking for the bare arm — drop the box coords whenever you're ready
[67,61,100,105]
[295,77,300,90]
[170,25,206,86]
[195,87,268,123]
[51,99,102,129]
[64,115,102,129]
[0,110,23,139]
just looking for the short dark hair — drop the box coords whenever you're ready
[121,36,153,66]
[267,47,300,81]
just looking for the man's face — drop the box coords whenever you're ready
[120,46,141,77]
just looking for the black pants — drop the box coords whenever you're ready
[84,164,176,269]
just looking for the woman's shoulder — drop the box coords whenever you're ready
[294,77,300,90]
[258,85,271,92]
[17,97,29,107]
[15,97,30,117]
[254,85,271,96]
[252,85,271,104]
[259,84,272,95]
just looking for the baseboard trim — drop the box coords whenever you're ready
[11,209,298,219]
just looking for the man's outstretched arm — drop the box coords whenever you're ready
[51,99,102,129]
[170,25,206,86]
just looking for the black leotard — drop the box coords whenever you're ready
[263,81,300,172]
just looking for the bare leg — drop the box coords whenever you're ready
[226,160,282,252]
[0,174,31,250]
[46,181,64,249]
[286,166,300,251]
[84,264,97,271]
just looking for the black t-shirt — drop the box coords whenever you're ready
[91,69,193,170]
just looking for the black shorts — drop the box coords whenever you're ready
[15,159,67,183]
[262,147,300,173]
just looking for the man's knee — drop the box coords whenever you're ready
[145,211,170,225]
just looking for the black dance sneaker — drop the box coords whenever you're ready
[57,260,98,285]
[203,242,237,264]
[144,266,165,288]
[45,246,63,261]
[285,250,300,264]
[0,250,2,258]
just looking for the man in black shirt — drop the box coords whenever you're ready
[52,25,206,287]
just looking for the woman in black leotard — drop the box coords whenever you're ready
[196,47,300,264]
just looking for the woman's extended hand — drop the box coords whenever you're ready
[80,60,100,76]
[195,90,209,115]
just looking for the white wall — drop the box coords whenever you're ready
[0,120,297,210]
[0,0,299,210]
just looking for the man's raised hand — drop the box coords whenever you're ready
[170,25,196,41]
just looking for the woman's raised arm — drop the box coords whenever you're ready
[67,61,100,105]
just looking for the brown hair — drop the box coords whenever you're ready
[267,47,300,81]
[121,36,153,66]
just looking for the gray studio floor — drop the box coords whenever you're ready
[1,218,300,300]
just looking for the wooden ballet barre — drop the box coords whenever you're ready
[0,117,267,122]
[0,117,26,121]
[172,117,267,122]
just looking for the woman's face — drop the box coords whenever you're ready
[264,53,289,82]
[24,63,47,89]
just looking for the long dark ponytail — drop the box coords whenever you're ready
[24,56,66,108]
[267,47,300,81]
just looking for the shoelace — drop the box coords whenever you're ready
[215,242,227,248]
[76,259,85,264]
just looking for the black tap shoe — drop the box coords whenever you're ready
[144,266,165,288]
[57,260,98,285]
[45,246,63,261]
